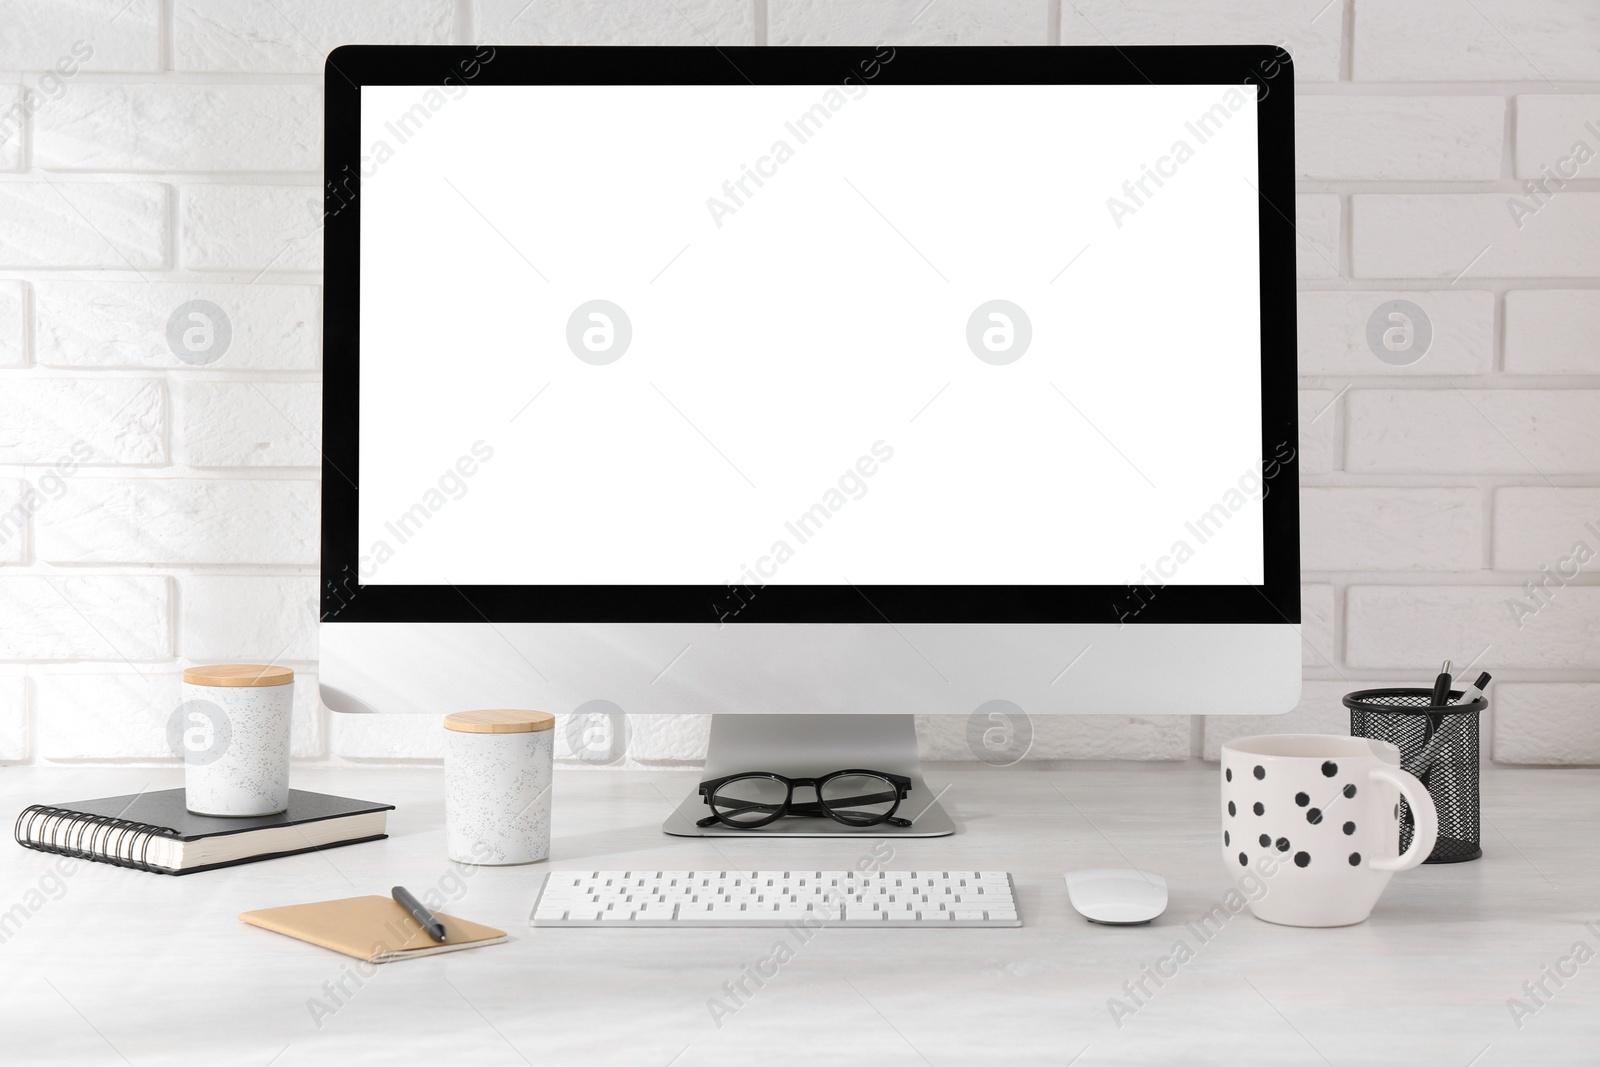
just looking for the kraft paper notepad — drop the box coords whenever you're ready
[241,895,508,962]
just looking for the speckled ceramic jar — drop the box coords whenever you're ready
[181,664,294,817]
[444,709,555,865]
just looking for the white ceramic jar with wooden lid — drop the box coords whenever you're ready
[179,664,294,817]
[444,709,555,865]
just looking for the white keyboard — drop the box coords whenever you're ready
[531,870,1021,927]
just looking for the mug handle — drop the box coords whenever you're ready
[1366,764,1438,872]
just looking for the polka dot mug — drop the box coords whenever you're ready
[1220,734,1438,927]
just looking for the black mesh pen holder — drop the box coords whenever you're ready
[1344,688,1486,863]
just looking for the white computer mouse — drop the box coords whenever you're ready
[1065,868,1168,925]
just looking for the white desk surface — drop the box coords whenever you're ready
[1,762,1596,1066]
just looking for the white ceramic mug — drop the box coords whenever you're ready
[1220,734,1438,927]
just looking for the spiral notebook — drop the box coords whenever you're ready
[13,788,393,875]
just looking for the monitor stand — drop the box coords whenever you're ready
[662,713,955,837]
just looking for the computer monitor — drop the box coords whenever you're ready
[320,45,1301,837]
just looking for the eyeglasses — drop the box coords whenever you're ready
[696,770,914,829]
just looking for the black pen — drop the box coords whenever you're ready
[1428,659,1453,708]
[392,885,447,942]
[1406,671,1491,777]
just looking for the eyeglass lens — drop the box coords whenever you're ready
[818,773,899,825]
[709,775,789,825]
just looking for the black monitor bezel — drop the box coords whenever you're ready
[322,44,1299,626]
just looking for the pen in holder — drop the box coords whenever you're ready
[1344,687,1486,863]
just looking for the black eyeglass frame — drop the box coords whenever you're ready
[696,770,914,829]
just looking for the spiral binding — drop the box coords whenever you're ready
[13,804,182,874]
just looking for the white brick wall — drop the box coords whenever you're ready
[175,2,456,72]
[1297,390,1338,475]
[2,2,1597,767]
[1344,391,1600,476]
[1294,194,1342,279]
[1494,683,1600,765]
[0,282,24,365]
[770,1,1041,46]
[178,184,322,271]
[1353,194,1600,278]
[1492,488,1600,571]
[34,479,318,565]
[0,481,24,564]
[0,182,168,268]
[1301,488,1480,572]
[1347,585,1600,670]
[1057,0,1345,81]
[178,575,318,662]
[174,381,321,467]
[0,576,170,661]
[1505,290,1600,374]
[1354,0,1600,81]
[1513,95,1600,178]
[1296,97,1505,181]
[4,378,166,464]
[33,281,319,369]
[1345,391,1600,474]
[0,674,26,760]
[1298,290,1493,375]
[6,1,160,72]
[35,84,322,172]
[0,84,22,171]
[485,0,756,45]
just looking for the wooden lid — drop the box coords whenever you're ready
[183,664,295,688]
[444,709,556,734]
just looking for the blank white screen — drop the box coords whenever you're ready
[358,82,1263,587]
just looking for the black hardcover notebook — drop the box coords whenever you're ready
[13,789,394,875]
